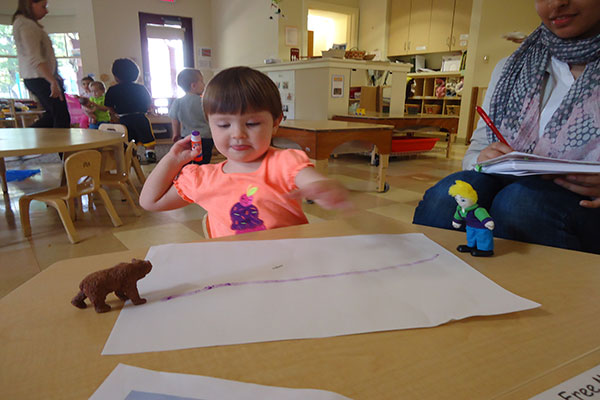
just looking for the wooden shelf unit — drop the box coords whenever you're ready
[406,72,463,116]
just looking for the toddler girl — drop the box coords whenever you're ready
[140,66,351,237]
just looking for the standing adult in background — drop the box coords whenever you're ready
[413,0,600,254]
[12,0,70,128]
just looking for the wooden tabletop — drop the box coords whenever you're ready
[280,119,394,131]
[334,112,459,120]
[1,213,599,399]
[0,128,125,157]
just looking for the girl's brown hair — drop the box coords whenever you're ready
[12,0,44,23]
[202,66,282,121]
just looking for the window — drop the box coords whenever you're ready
[0,24,83,98]
[0,24,26,98]
[49,32,83,95]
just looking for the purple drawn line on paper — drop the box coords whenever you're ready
[161,253,440,302]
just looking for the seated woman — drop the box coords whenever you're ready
[413,0,600,254]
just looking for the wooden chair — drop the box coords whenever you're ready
[99,140,142,216]
[0,158,7,195]
[19,150,123,244]
[465,86,487,144]
[202,213,212,239]
[98,123,146,185]
[359,86,384,113]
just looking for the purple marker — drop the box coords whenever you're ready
[191,131,203,164]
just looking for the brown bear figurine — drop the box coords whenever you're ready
[71,258,152,313]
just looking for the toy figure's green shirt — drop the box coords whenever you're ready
[453,203,493,229]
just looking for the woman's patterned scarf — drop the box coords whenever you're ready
[487,24,600,160]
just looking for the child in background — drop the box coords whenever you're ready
[87,81,111,129]
[140,66,352,238]
[81,75,93,95]
[169,68,213,164]
[77,75,94,128]
[104,58,157,163]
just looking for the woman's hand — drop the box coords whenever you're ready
[553,173,600,208]
[476,142,514,163]
[49,78,64,101]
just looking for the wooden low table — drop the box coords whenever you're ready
[277,120,394,192]
[1,213,600,399]
[332,113,460,158]
[0,128,126,195]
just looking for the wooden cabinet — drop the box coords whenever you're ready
[428,0,455,53]
[388,0,472,56]
[407,0,432,53]
[388,0,411,55]
[450,0,472,51]
[405,72,463,117]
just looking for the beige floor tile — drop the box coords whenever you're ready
[367,203,419,225]
[371,187,425,203]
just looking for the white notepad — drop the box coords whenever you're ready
[476,151,600,176]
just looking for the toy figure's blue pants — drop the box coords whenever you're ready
[466,226,493,251]
[413,171,600,254]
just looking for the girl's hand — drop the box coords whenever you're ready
[290,179,353,211]
[167,135,202,165]
[553,173,600,208]
[476,142,513,163]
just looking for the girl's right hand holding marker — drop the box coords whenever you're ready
[167,135,203,165]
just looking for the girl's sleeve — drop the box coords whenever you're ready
[275,149,314,192]
[172,164,203,203]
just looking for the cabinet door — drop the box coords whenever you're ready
[407,0,433,54]
[429,0,455,53]
[450,0,472,51]
[388,0,412,56]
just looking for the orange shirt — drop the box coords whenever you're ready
[174,147,313,238]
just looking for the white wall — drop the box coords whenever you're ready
[210,0,278,70]
[277,0,304,62]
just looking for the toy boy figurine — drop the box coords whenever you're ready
[448,180,494,257]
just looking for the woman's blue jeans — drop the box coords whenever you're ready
[413,171,600,254]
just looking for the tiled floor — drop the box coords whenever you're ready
[0,140,467,298]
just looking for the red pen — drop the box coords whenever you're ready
[476,106,510,147]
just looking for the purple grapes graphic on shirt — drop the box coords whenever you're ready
[230,186,266,234]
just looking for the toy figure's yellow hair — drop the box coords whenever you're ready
[448,180,478,202]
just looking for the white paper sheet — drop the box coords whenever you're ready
[103,234,540,355]
[90,364,352,400]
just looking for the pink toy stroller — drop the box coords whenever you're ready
[65,93,89,128]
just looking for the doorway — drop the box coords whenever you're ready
[139,12,194,113]
[304,2,358,57]
[308,9,349,56]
